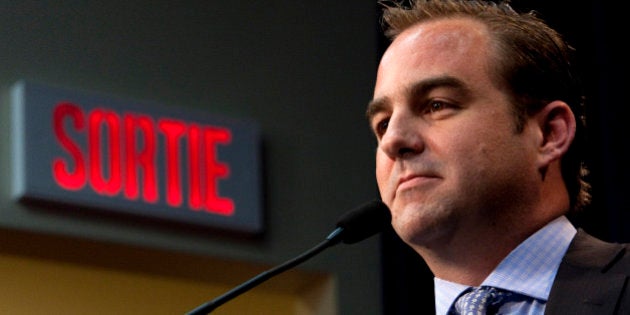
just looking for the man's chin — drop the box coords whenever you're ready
[392,202,452,244]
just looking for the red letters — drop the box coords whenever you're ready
[124,114,158,203]
[201,126,234,215]
[157,119,186,207]
[51,102,234,216]
[187,124,234,215]
[89,109,122,196]
[52,102,87,190]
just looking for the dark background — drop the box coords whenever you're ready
[378,1,630,313]
[0,1,624,313]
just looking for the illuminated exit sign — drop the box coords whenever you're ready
[10,81,264,234]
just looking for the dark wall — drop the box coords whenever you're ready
[0,1,383,313]
[512,0,630,243]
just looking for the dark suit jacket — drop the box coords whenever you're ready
[545,229,630,314]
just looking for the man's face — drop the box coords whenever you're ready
[368,18,539,248]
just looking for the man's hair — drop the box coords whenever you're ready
[379,0,590,211]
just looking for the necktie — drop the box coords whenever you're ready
[449,286,513,315]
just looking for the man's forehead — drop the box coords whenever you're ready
[387,17,489,55]
[375,17,492,94]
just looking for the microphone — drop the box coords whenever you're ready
[185,199,390,315]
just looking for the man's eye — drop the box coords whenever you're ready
[428,100,446,112]
[375,118,389,136]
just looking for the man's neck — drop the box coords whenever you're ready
[414,217,550,286]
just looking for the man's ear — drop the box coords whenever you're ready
[535,100,576,168]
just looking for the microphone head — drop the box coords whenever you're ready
[335,199,391,244]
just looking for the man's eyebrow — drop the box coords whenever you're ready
[366,75,469,121]
[410,75,468,97]
[366,97,389,121]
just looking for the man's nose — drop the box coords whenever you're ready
[379,113,424,159]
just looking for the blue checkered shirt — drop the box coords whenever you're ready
[435,215,577,315]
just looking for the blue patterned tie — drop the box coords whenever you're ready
[450,286,513,315]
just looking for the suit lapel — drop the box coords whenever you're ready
[545,229,628,315]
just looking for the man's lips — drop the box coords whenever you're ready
[397,174,438,191]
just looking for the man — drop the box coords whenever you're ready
[366,0,630,314]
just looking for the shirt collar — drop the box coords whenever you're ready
[434,216,577,315]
